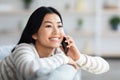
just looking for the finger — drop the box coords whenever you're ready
[67,42,73,48]
[65,38,73,45]
[73,64,78,69]
[64,35,70,40]
[68,62,79,70]
[66,36,74,43]
[68,57,79,69]
[59,46,64,52]
[74,64,79,70]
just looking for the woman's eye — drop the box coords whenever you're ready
[58,25,63,28]
[46,25,52,28]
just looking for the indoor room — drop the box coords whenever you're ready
[0,0,120,80]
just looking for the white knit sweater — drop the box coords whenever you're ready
[0,43,109,80]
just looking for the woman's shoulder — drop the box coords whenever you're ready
[12,43,37,57]
[14,43,35,52]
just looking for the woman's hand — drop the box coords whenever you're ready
[68,57,79,69]
[65,35,80,61]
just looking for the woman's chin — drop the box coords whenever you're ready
[51,44,60,48]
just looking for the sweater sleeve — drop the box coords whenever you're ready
[76,54,109,74]
[12,44,69,79]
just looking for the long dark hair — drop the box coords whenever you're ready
[12,6,63,52]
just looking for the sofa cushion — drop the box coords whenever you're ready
[0,45,14,60]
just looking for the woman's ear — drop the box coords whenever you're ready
[32,33,37,40]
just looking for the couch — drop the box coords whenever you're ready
[0,45,14,60]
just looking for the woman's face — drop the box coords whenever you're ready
[32,13,65,49]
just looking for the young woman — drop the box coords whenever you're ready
[0,6,109,80]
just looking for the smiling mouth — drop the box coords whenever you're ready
[49,37,60,42]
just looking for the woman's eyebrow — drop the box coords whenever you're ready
[44,21,52,23]
[57,22,62,24]
[44,21,62,24]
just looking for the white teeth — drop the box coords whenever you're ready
[50,38,59,40]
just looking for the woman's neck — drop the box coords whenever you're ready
[35,44,55,58]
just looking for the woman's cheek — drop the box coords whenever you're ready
[61,29,65,36]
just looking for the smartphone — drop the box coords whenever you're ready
[61,37,69,54]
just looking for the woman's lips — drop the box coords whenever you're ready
[49,37,60,42]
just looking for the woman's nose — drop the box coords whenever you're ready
[53,28,59,34]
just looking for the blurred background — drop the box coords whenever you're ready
[0,0,120,80]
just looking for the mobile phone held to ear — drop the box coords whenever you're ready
[61,37,68,54]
